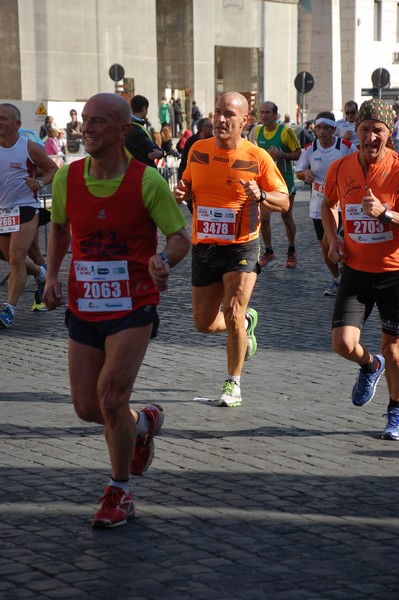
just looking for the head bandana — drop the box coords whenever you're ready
[315,117,336,128]
[355,99,393,131]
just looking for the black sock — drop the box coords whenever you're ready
[361,356,379,374]
[265,246,273,254]
[288,245,296,255]
[388,399,399,410]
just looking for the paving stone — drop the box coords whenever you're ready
[0,187,398,599]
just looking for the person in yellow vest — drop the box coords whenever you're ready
[250,101,301,268]
[125,95,164,168]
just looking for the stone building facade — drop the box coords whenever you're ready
[2,0,399,127]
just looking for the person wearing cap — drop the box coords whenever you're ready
[295,111,357,296]
[321,98,399,441]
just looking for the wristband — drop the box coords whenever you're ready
[159,252,170,264]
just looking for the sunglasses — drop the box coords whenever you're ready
[345,110,356,116]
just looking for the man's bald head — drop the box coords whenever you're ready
[216,92,248,115]
[83,93,131,126]
[214,92,249,149]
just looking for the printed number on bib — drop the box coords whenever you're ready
[74,260,132,312]
[197,206,236,241]
[346,203,393,243]
[0,207,20,233]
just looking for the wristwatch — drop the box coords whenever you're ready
[37,179,45,189]
[257,189,267,203]
[379,209,393,224]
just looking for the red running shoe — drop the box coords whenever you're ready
[92,485,135,528]
[285,252,297,268]
[258,251,275,267]
[130,403,164,476]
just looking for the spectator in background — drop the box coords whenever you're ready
[169,98,176,137]
[174,98,184,135]
[125,95,164,168]
[66,109,83,153]
[283,114,294,127]
[298,119,316,148]
[176,129,192,154]
[56,128,67,155]
[159,97,171,128]
[191,101,202,133]
[177,117,214,213]
[44,127,63,156]
[160,125,175,156]
[242,111,258,139]
[39,116,54,140]
[152,131,162,148]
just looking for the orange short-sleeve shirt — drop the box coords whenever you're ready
[324,149,399,272]
[183,137,288,245]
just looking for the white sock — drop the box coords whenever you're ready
[137,412,150,438]
[226,375,240,386]
[36,265,46,283]
[109,479,129,494]
[6,303,15,316]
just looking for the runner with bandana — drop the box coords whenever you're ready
[321,99,399,440]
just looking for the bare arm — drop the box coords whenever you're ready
[43,222,71,310]
[173,179,192,204]
[362,186,399,223]
[239,178,289,213]
[268,147,301,161]
[26,140,59,192]
[321,195,344,264]
[295,169,315,184]
[148,227,190,291]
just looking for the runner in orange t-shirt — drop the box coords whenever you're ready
[321,98,399,440]
[174,91,288,407]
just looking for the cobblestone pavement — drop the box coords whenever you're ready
[1,183,398,600]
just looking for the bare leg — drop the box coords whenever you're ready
[68,323,152,480]
[281,191,296,247]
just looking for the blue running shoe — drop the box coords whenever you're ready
[0,303,14,328]
[352,354,385,407]
[382,407,399,440]
[245,308,258,361]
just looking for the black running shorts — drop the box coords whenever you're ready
[192,239,260,287]
[312,215,342,241]
[65,304,159,350]
[0,206,39,238]
[332,264,399,337]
